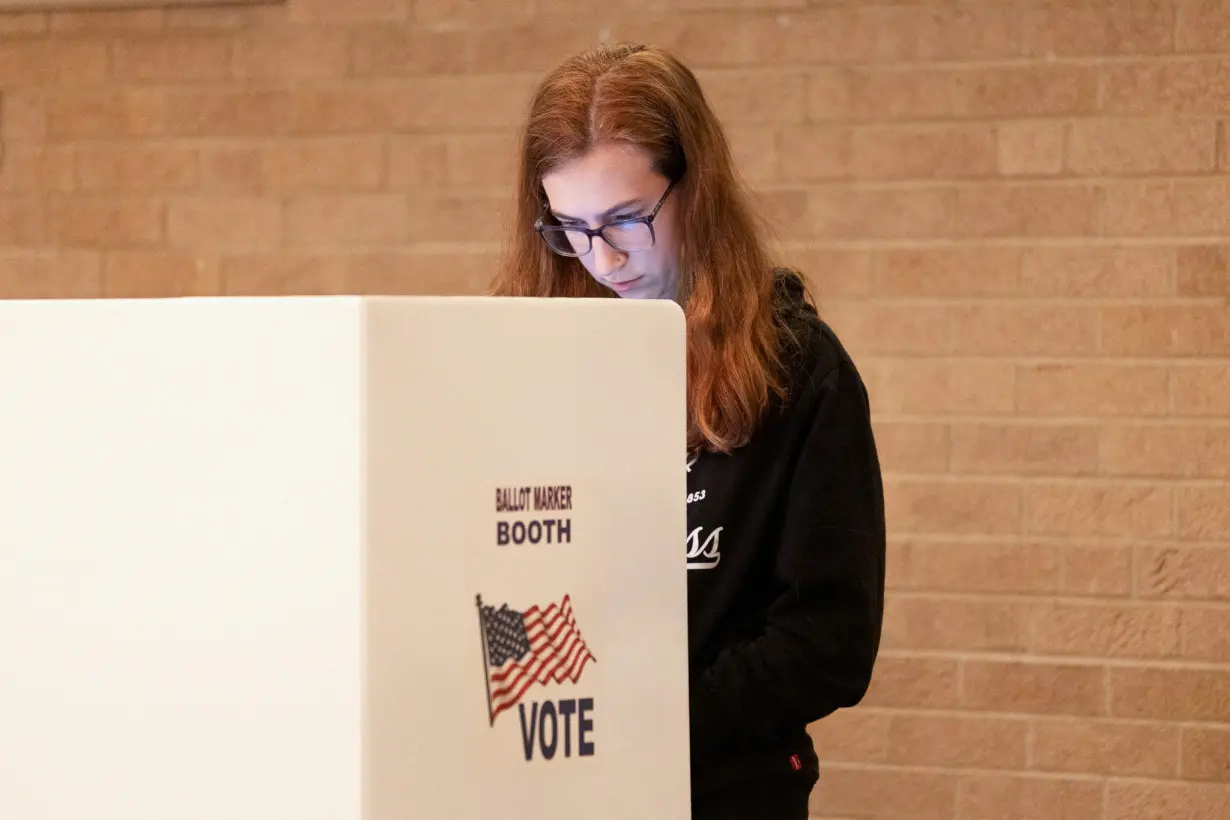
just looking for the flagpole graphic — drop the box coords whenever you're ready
[476,593,596,725]
[476,594,495,726]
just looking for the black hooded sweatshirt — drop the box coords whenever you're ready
[685,270,886,805]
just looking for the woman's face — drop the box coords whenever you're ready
[540,142,681,301]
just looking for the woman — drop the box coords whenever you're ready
[491,43,886,820]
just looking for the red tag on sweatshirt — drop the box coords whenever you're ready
[789,754,802,771]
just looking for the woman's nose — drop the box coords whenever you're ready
[591,238,626,277]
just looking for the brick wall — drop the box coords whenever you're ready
[2,1,1228,818]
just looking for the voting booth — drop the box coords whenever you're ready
[0,296,691,820]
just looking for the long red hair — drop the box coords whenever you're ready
[491,43,807,454]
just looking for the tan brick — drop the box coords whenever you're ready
[220,253,347,296]
[1033,718,1180,778]
[0,38,105,86]
[0,203,45,251]
[585,0,803,11]
[111,34,232,82]
[0,145,75,194]
[755,189,810,241]
[344,250,499,296]
[232,30,350,80]
[348,26,478,75]
[386,136,452,188]
[414,0,536,25]
[873,248,1020,297]
[1171,364,1230,417]
[1064,544,1135,597]
[807,186,951,239]
[47,88,167,139]
[1176,245,1230,296]
[886,478,1022,536]
[963,660,1107,716]
[102,251,221,298]
[997,120,1065,176]
[1023,0,1174,55]
[292,76,537,133]
[199,145,264,192]
[1067,119,1217,174]
[1100,423,1230,479]
[725,127,779,184]
[288,0,410,22]
[467,24,610,75]
[284,195,407,247]
[1181,726,1230,782]
[868,421,949,473]
[1025,483,1173,538]
[891,539,1060,594]
[1021,246,1176,297]
[167,197,281,249]
[959,775,1104,820]
[808,66,951,122]
[861,655,959,710]
[1138,546,1230,601]
[952,64,1100,118]
[76,144,199,191]
[405,192,511,244]
[1109,666,1230,722]
[49,8,163,32]
[1031,601,1181,658]
[1105,177,1230,235]
[661,5,1022,66]
[387,133,518,189]
[1178,0,1230,50]
[0,11,46,35]
[696,69,808,125]
[1101,58,1230,116]
[788,250,873,300]
[807,709,889,765]
[0,199,46,247]
[851,124,998,180]
[883,596,1032,653]
[1180,606,1230,663]
[948,304,1100,356]
[617,11,780,68]
[886,714,1026,769]
[950,423,1099,477]
[1101,304,1230,358]
[1108,781,1230,820]
[1178,486,1230,541]
[1016,363,1170,417]
[811,767,957,820]
[803,66,849,120]
[263,138,385,191]
[0,251,101,299]
[859,4,1024,63]
[825,301,952,356]
[868,358,1016,416]
[2,90,48,142]
[58,40,111,86]
[776,126,852,182]
[952,183,1099,238]
[48,198,162,248]
[166,88,296,138]
[163,4,273,29]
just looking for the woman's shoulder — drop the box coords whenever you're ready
[770,266,860,393]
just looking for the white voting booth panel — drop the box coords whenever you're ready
[0,296,690,820]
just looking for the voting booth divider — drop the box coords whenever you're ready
[0,295,692,820]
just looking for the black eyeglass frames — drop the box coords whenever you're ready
[534,179,678,258]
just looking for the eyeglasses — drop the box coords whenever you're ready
[534,179,677,258]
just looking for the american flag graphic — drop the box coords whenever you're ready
[476,593,596,725]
